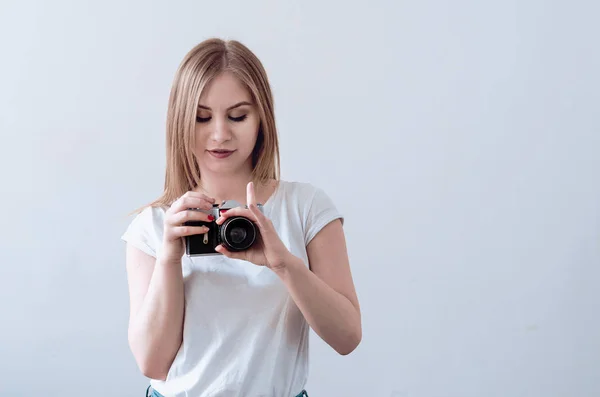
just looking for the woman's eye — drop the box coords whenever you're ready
[230,115,247,122]
[195,115,247,123]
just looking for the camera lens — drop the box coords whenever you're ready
[220,217,257,251]
[229,227,247,244]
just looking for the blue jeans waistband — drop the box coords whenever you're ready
[146,385,308,397]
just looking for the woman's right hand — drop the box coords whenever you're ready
[160,191,216,264]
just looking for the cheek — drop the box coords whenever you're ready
[193,126,208,155]
[194,124,210,140]
[239,119,260,145]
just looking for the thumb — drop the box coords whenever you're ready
[215,244,244,260]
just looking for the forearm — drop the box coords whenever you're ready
[128,257,185,379]
[275,255,362,355]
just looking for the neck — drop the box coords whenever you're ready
[195,167,257,206]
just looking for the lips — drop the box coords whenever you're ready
[208,149,235,159]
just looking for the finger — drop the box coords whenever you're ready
[248,201,267,227]
[171,195,214,214]
[171,225,210,237]
[245,199,270,233]
[184,191,216,203]
[247,181,257,208]
[169,208,215,226]
[215,244,244,260]
[179,191,216,205]
[215,207,257,225]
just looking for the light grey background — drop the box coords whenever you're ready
[1,1,598,396]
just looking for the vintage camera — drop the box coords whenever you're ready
[183,200,263,256]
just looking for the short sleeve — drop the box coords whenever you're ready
[121,206,161,258]
[304,186,344,246]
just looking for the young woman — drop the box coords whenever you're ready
[122,38,361,397]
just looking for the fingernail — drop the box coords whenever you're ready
[208,215,215,221]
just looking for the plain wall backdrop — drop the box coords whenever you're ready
[1,1,598,396]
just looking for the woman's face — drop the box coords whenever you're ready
[194,71,260,175]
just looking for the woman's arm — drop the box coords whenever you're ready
[125,246,185,380]
[213,182,361,355]
[275,219,362,355]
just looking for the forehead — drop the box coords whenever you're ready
[198,71,252,108]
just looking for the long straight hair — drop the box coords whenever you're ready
[139,38,280,211]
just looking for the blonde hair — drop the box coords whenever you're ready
[139,38,280,212]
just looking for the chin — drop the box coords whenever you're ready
[206,160,248,174]
[205,163,238,173]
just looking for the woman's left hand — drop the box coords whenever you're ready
[215,182,293,272]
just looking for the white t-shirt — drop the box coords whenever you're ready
[121,180,344,397]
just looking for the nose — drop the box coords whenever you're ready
[210,117,232,144]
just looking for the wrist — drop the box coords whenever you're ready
[272,253,304,279]
[156,255,182,268]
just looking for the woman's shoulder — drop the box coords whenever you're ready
[277,179,339,215]
[278,179,343,245]
[125,205,166,238]
[278,179,325,200]
[132,204,168,226]
[121,204,168,257]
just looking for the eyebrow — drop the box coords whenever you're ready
[197,101,253,111]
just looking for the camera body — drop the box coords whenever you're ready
[183,200,263,256]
